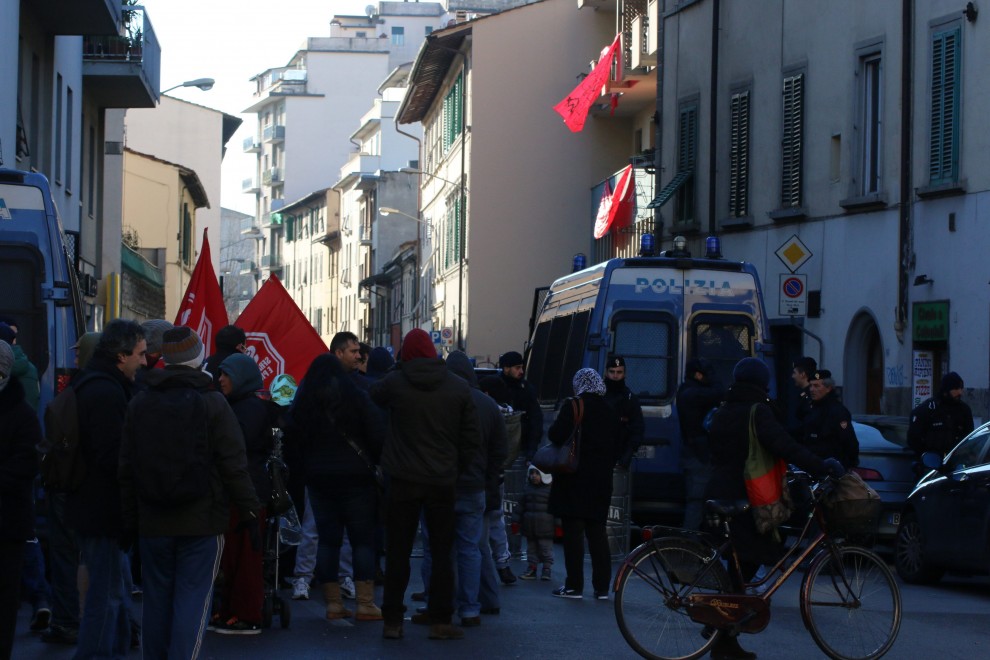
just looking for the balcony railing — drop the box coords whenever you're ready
[261,254,283,271]
[242,136,261,153]
[238,260,258,275]
[263,125,285,143]
[242,177,260,194]
[82,6,161,108]
[262,167,283,187]
[240,217,260,235]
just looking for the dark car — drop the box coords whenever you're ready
[850,415,915,544]
[895,421,990,584]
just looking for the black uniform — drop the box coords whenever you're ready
[800,390,859,468]
[908,395,974,459]
[604,378,644,467]
[501,374,543,461]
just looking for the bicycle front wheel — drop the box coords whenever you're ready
[801,545,901,660]
[614,538,731,660]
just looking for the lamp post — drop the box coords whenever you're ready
[161,77,215,95]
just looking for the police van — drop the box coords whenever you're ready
[525,235,775,520]
[0,169,84,415]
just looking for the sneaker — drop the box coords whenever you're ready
[212,618,262,636]
[519,565,538,580]
[29,607,51,633]
[340,576,356,600]
[593,591,609,601]
[206,614,221,632]
[291,577,310,600]
[41,624,78,645]
[551,586,582,599]
[541,567,552,581]
[497,567,517,585]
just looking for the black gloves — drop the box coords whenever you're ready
[235,515,262,552]
[823,458,846,479]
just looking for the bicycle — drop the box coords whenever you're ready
[613,473,901,660]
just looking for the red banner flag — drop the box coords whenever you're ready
[174,228,228,356]
[234,275,328,389]
[553,34,621,133]
[593,165,635,239]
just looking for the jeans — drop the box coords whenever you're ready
[382,478,456,625]
[478,528,500,611]
[560,516,611,594]
[47,492,80,631]
[488,503,511,569]
[294,489,318,580]
[140,535,223,660]
[682,456,714,531]
[420,490,486,618]
[22,538,50,610]
[308,477,377,583]
[74,536,132,660]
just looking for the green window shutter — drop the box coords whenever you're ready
[930,27,961,185]
[781,73,804,208]
[286,215,295,242]
[729,91,750,217]
[676,104,698,224]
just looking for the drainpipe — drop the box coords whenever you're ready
[896,0,913,343]
[457,57,467,352]
[707,0,720,236]
[653,1,665,238]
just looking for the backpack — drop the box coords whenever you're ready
[129,386,212,507]
[40,372,111,492]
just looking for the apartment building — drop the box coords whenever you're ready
[219,207,257,320]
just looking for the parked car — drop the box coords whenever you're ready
[850,416,916,543]
[895,421,990,584]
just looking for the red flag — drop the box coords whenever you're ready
[174,228,228,356]
[234,275,328,388]
[553,34,621,133]
[593,165,635,239]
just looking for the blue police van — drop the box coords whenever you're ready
[525,235,774,521]
[0,169,84,415]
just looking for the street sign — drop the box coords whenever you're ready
[430,330,442,345]
[775,234,812,273]
[441,326,455,347]
[779,273,807,316]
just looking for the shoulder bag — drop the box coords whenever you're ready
[340,427,386,489]
[743,404,794,535]
[532,397,584,475]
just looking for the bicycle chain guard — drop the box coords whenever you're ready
[685,593,771,634]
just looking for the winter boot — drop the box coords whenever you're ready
[710,633,757,660]
[355,580,383,621]
[322,582,353,620]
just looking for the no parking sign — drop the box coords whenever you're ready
[779,274,807,316]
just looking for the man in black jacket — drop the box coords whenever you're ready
[603,355,644,468]
[908,371,974,461]
[370,329,481,641]
[675,358,724,530]
[800,369,859,469]
[68,319,146,659]
[498,351,543,463]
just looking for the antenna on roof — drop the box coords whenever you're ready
[366,4,376,18]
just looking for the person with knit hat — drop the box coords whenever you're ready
[119,325,260,654]
[204,325,246,384]
[799,369,859,469]
[702,357,844,660]
[139,319,174,370]
[907,370,974,461]
[369,328,481,641]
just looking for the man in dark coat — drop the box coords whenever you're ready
[799,369,859,468]
[498,351,543,463]
[786,356,817,439]
[675,358,724,530]
[908,371,974,461]
[67,319,146,659]
[602,355,644,468]
[0,340,41,659]
[370,329,481,641]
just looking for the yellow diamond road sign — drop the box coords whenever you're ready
[775,235,812,273]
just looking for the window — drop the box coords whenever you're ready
[391,26,405,46]
[781,72,805,208]
[180,203,193,266]
[613,315,676,400]
[860,54,882,194]
[728,90,750,217]
[929,26,961,185]
[443,194,462,270]
[425,25,434,35]
[442,74,463,152]
[55,74,63,184]
[946,428,989,472]
[87,124,95,216]
[690,314,754,389]
[676,102,698,224]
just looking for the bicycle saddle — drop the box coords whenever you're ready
[705,499,751,517]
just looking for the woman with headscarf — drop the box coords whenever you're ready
[547,368,621,600]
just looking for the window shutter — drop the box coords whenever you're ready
[930,28,961,184]
[678,105,697,169]
[781,73,804,208]
[729,91,750,217]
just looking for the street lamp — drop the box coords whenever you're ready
[398,167,468,193]
[379,206,431,226]
[161,77,215,95]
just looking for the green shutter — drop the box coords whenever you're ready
[781,73,804,208]
[930,27,961,185]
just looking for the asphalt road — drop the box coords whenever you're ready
[12,545,990,659]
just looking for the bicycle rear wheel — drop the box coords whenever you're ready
[614,538,732,660]
[801,545,901,660]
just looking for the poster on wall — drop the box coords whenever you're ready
[912,350,934,407]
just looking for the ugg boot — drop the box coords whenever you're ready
[322,582,353,620]
[354,580,383,621]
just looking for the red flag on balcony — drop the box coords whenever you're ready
[553,33,622,133]
[234,275,328,389]
[174,228,228,356]
[593,165,635,239]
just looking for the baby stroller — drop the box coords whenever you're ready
[261,428,299,629]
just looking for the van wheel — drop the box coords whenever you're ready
[894,513,943,584]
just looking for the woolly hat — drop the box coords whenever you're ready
[162,326,205,367]
[366,346,394,379]
[0,323,15,345]
[0,340,12,393]
[528,465,552,485]
[941,371,963,393]
[573,367,606,396]
[499,351,524,368]
[400,328,437,361]
[214,325,246,352]
[732,357,770,390]
[140,319,174,355]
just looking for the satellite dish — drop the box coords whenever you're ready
[366,4,376,18]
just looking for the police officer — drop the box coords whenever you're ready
[602,356,644,469]
[800,369,859,469]
[498,351,543,462]
[908,371,974,461]
[787,356,817,439]
[675,358,724,530]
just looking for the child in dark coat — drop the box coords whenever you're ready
[516,466,554,580]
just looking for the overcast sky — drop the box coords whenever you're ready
[139,0,373,214]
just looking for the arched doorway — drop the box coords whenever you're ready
[844,311,884,414]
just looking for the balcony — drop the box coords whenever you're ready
[240,217,261,236]
[242,177,260,194]
[242,136,261,153]
[359,225,373,246]
[262,167,283,187]
[238,260,259,275]
[262,211,283,229]
[82,7,161,109]
[34,0,121,35]
[261,254,283,271]
[263,124,285,143]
